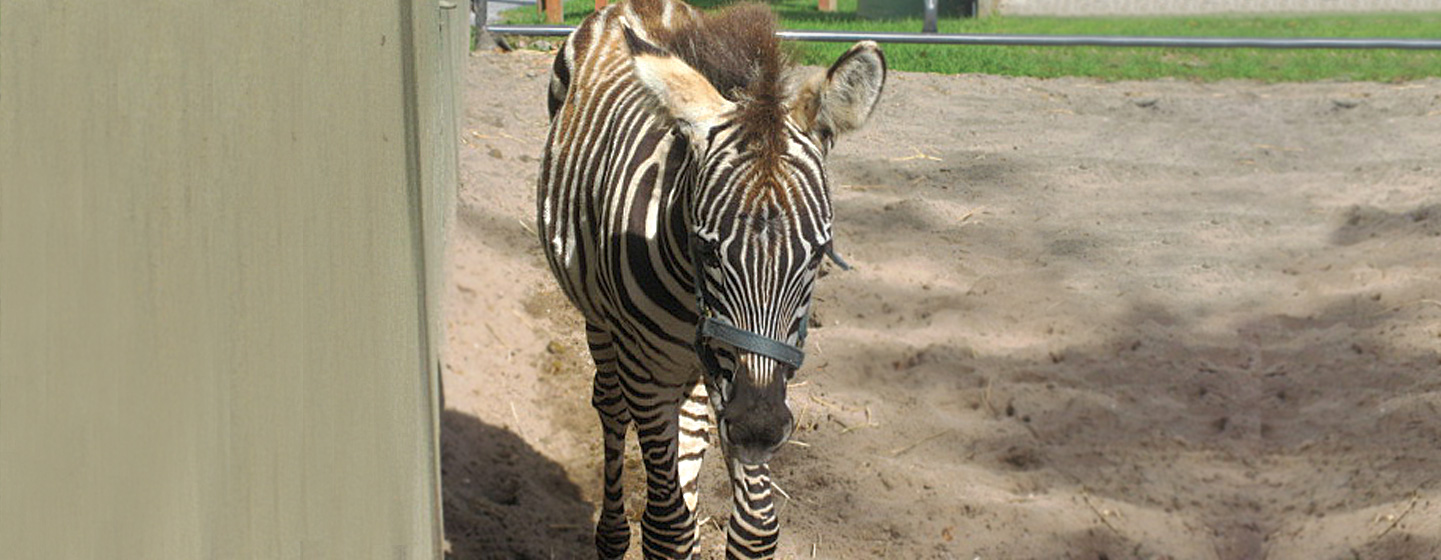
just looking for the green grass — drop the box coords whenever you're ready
[494,0,1441,81]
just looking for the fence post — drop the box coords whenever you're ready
[818,0,836,12]
[545,0,562,23]
[473,0,491,47]
[922,0,938,33]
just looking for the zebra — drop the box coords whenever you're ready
[536,0,885,557]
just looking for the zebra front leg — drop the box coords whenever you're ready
[635,387,702,559]
[589,327,632,559]
[595,389,631,559]
[723,459,779,560]
[590,368,631,555]
[677,381,712,524]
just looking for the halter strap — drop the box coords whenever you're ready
[691,233,808,373]
[699,316,805,370]
[690,233,851,373]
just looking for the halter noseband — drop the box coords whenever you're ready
[691,233,850,376]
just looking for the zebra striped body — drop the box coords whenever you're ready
[537,1,884,557]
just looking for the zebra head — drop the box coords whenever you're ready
[626,26,886,464]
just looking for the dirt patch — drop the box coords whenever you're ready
[443,47,1441,559]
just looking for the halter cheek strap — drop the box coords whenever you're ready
[690,234,851,373]
[699,315,806,370]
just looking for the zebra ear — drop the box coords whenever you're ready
[790,41,886,143]
[623,26,734,146]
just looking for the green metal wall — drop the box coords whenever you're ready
[0,1,463,558]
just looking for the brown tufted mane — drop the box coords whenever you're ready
[631,0,796,202]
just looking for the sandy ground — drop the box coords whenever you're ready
[440,46,1441,559]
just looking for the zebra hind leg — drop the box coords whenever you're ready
[588,325,632,559]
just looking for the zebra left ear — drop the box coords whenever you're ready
[789,41,886,145]
[623,26,735,147]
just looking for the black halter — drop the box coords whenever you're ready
[690,233,850,377]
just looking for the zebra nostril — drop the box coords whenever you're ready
[721,408,792,461]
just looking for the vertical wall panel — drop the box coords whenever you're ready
[0,1,457,558]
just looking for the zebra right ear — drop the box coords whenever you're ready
[788,40,886,147]
[623,26,735,147]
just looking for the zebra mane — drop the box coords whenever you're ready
[633,0,795,198]
[639,2,785,102]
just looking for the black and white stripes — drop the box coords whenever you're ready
[537,1,884,557]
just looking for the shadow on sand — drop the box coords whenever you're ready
[441,409,594,559]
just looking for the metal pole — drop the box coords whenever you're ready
[484,24,1441,50]
[922,0,938,34]
[782,31,1441,50]
[488,24,575,36]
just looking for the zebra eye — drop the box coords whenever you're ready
[814,127,835,151]
[699,239,722,268]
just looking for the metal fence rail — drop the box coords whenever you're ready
[484,24,1441,50]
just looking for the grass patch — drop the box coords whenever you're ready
[494,1,1441,81]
